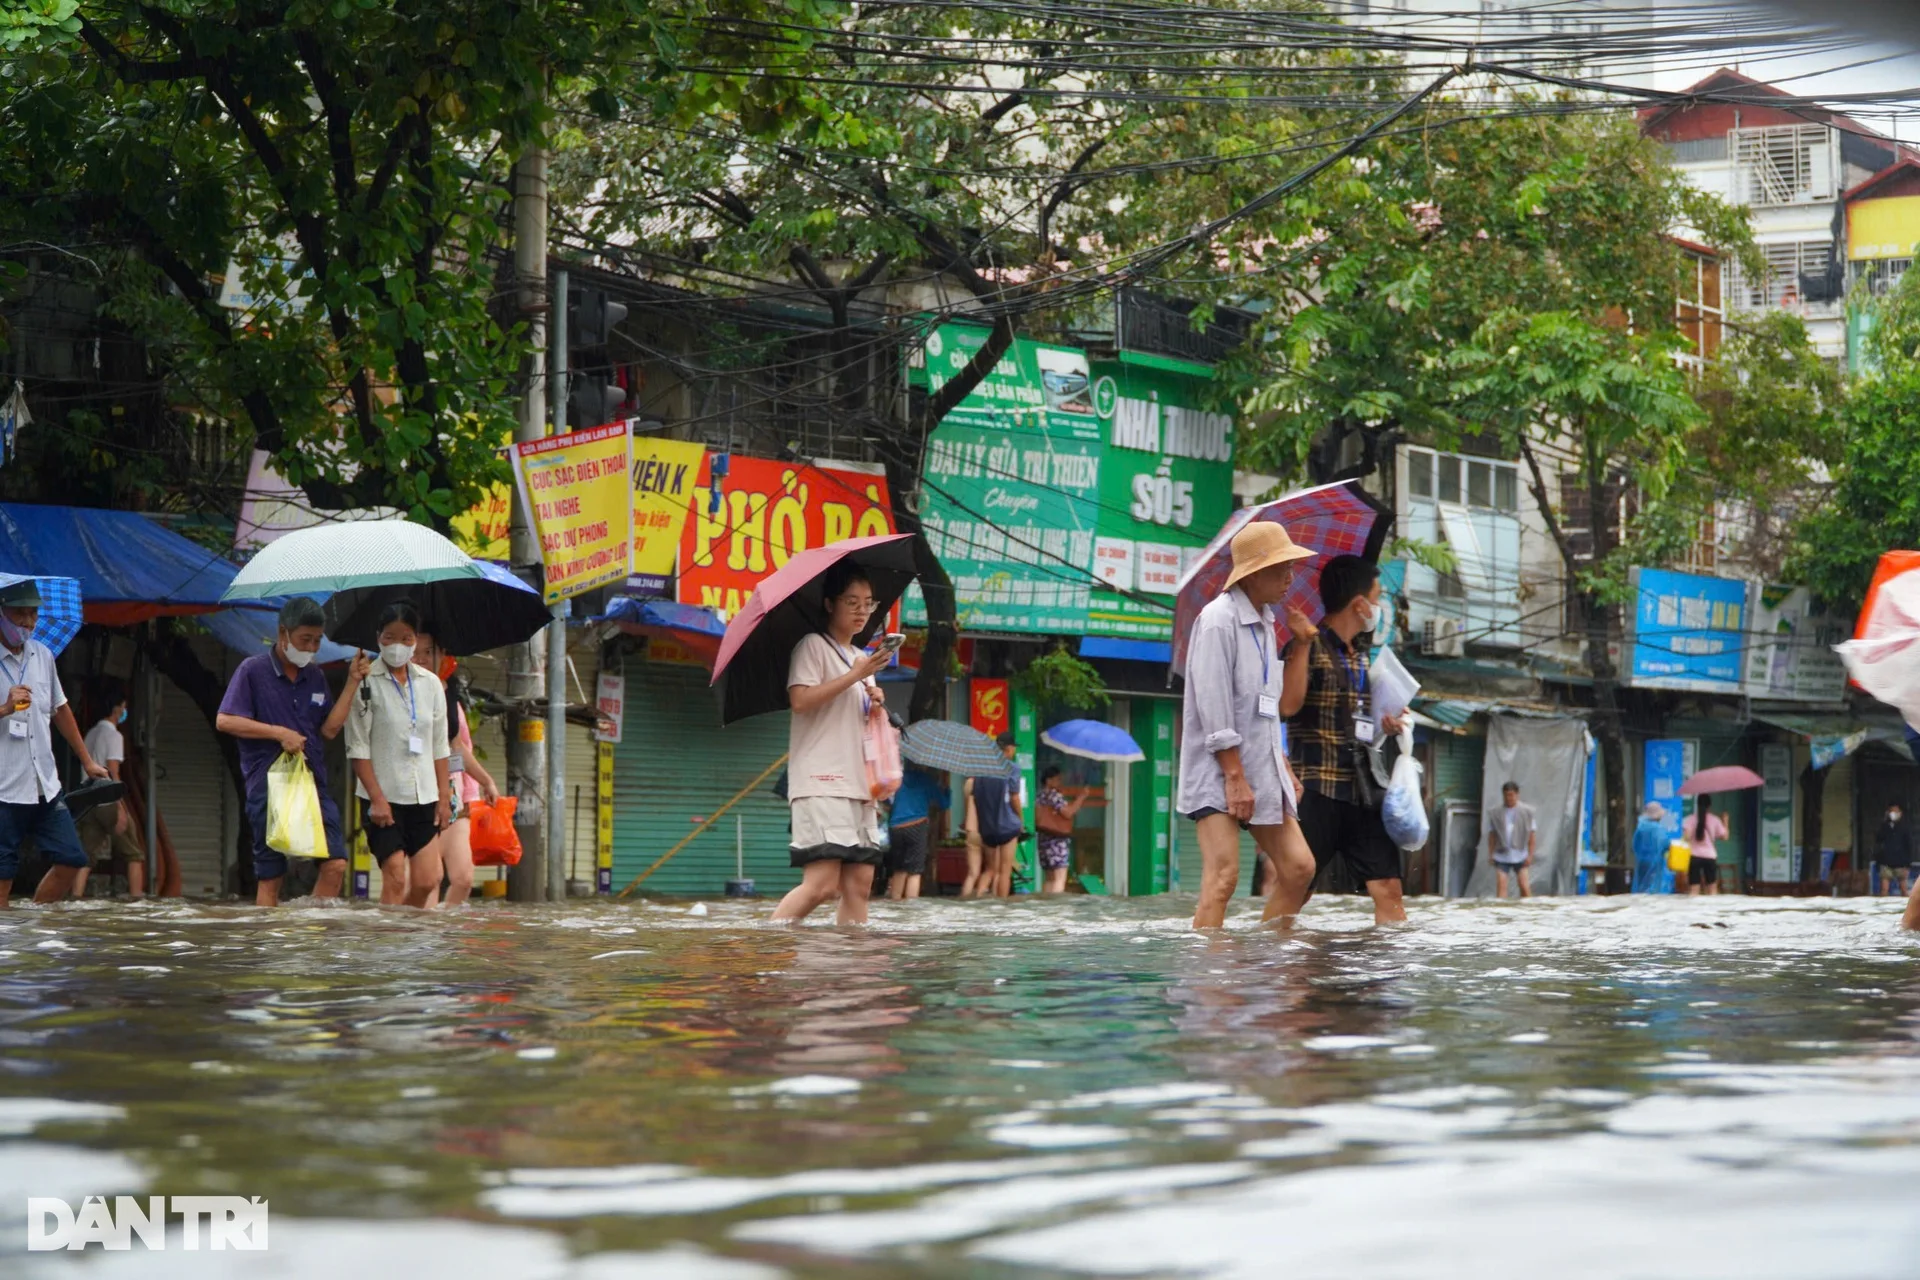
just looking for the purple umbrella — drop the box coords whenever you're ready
[1171,480,1392,676]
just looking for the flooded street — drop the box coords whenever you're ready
[7,894,1920,1278]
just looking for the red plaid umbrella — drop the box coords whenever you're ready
[1172,480,1392,676]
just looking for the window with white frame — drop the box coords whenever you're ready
[1850,258,1912,297]
[1732,125,1834,206]
[1728,240,1833,311]
[1402,447,1523,646]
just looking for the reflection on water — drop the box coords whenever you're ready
[6,894,1920,1277]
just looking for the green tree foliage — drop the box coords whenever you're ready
[1784,263,1920,612]
[1447,307,1704,878]
[555,3,1387,717]
[1227,103,1752,481]
[0,0,817,524]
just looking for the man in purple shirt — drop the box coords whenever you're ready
[216,598,370,905]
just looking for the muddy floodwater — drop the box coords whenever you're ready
[6,893,1920,1278]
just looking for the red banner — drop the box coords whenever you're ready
[677,456,895,616]
[970,679,1010,740]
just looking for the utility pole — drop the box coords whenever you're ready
[506,146,549,902]
[547,268,570,901]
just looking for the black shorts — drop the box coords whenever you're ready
[1688,858,1719,886]
[1296,790,1401,887]
[887,821,931,876]
[363,800,441,861]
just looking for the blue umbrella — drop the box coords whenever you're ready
[0,573,82,656]
[901,719,1009,777]
[1041,719,1145,763]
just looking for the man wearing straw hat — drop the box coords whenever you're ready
[1177,522,1318,929]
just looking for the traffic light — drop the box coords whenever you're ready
[565,286,630,428]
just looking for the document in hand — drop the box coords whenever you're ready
[1368,646,1420,725]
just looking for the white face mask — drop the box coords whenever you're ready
[281,644,316,670]
[381,643,415,670]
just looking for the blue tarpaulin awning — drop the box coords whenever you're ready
[0,504,246,625]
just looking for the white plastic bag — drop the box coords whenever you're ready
[1381,725,1429,852]
[1836,568,1920,730]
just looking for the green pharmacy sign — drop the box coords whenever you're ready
[906,329,1236,641]
[1084,359,1236,641]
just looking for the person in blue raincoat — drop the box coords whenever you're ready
[1632,801,1675,894]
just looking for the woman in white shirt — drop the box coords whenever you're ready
[771,564,891,925]
[346,602,450,907]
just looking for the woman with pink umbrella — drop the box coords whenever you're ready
[1679,766,1761,897]
[709,534,918,925]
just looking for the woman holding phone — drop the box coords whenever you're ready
[771,563,891,926]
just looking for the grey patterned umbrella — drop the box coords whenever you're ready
[901,719,1008,778]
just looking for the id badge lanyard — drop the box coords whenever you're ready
[387,669,420,754]
[828,638,872,715]
[1249,623,1287,761]
[0,651,27,743]
[1334,640,1374,742]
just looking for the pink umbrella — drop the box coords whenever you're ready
[1172,480,1392,676]
[710,533,917,725]
[1678,766,1764,796]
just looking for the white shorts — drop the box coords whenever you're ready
[788,795,883,867]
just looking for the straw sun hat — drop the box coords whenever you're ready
[1223,522,1315,589]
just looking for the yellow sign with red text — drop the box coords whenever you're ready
[511,421,634,604]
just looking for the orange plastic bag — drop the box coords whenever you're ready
[468,796,523,866]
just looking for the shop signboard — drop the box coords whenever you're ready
[1643,738,1696,845]
[1744,583,1850,703]
[907,324,1103,633]
[676,454,894,617]
[1758,741,1795,881]
[628,437,708,596]
[970,678,1011,740]
[594,672,625,745]
[1626,568,1747,692]
[510,421,634,604]
[1084,359,1236,641]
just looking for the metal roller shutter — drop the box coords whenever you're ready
[154,674,233,897]
[1429,730,1485,808]
[611,656,798,897]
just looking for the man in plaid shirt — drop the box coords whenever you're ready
[1281,555,1408,925]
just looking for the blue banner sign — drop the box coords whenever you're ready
[1628,568,1748,691]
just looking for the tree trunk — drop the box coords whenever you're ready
[1798,759,1827,883]
[896,313,1019,724]
[1583,593,1631,895]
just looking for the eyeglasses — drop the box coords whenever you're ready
[837,597,879,613]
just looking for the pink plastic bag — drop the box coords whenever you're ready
[864,704,903,801]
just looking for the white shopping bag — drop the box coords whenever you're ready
[1381,725,1430,851]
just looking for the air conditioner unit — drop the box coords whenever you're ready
[1422,618,1466,658]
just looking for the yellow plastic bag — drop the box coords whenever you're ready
[266,753,328,859]
[1666,840,1691,876]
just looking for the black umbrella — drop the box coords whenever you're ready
[323,561,553,656]
[710,534,918,725]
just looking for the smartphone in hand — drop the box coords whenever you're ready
[878,632,906,654]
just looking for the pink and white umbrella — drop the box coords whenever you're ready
[1172,480,1392,676]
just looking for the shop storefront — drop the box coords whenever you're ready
[907,328,1238,895]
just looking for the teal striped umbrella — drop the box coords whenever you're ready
[220,520,484,602]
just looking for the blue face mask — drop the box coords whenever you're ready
[116,708,127,726]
